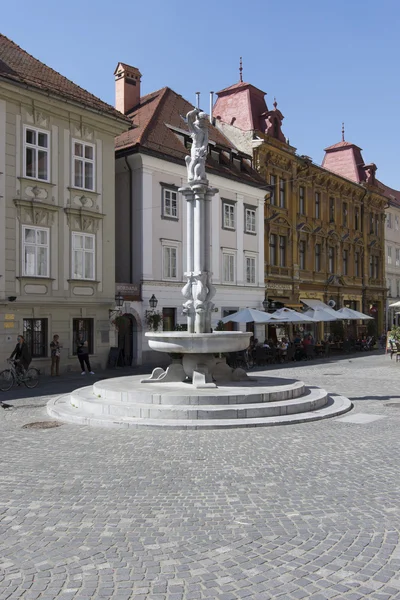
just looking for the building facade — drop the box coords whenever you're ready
[213,79,387,334]
[0,35,129,373]
[379,182,400,328]
[114,65,266,366]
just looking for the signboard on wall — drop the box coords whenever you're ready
[116,283,141,301]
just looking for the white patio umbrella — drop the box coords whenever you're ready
[336,307,374,320]
[389,300,400,308]
[221,308,274,324]
[303,308,340,322]
[269,307,317,323]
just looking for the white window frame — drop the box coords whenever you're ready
[162,245,178,280]
[162,188,178,219]
[222,252,236,284]
[245,207,256,233]
[396,248,400,267]
[223,202,235,230]
[23,125,50,182]
[388,245,392,265]
[22,225,50,277]
[72,139,96,191]
[245,254,257,285]
[396,216,399,231]
[71,232,96,280]
[387,212,392,228]
[299,240,306,270]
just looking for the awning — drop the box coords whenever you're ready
[285,303,304,309]
[300,298,338,317]
[389,300,400,308]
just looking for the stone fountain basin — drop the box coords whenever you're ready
[145,331,251,354]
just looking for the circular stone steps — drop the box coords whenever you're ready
[47,374,353,429]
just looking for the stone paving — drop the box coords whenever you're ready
[0,352,399,599]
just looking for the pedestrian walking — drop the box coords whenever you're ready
[50,334,62,376]
[76,332,94,375]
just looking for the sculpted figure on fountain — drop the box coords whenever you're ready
[185,108,208,183]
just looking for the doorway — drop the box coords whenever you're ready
[117,313,138,366]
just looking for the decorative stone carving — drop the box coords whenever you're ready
[14,199,56,227]
[184,109,208,183]
[64,208,102,233]
[71,123,95,141]
[25,186,48,200]
[73,195,94,209]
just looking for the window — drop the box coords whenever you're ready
[23,318,48,358]
[163,246,177,279]
[370,213,374,234]
[388,246,392,265]
[387,279,392,296]
[279,178,286,208]
[22,226,49,277]
[162,308,176,331]
[245,256,256,284]
[269,175,276,205]
[342,202,348,227]
[162,188,178,219]
[369,255,373,278]
[315,244,321,272]
[355,207,360,231]
[279,235,286,266]
[24,126,49,181]
[328,246,335,273]
[375,215,379,236]
[223,202,235,229]
[397,280,400,298]
[269,234,277,266]
[387,212,393,228]
[396,216,399,231]
[355,251,360,277]
[299,187,305,215]
[299,240,306,270]
[245,208,256,233]
[72,232,95,280]
[315,192,321,219]
[73,318,94,355]
[223,253,235,283]
[374,256,379,279]
[396,249,400,267]
[329,198,335,221]
[343,249,348,275]
[72,140,95,191]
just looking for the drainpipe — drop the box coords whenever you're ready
[124,156,133,284]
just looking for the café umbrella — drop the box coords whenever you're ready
[303,308,340,322]
[220,308,274,324]
[269,307,317,323]
[336,307,374,320]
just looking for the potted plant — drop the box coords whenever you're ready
[145,311,163,332]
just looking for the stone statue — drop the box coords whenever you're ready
[185,108,208,182]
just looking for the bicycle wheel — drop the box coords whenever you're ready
[0,370,15,392]
[24,368,40,389]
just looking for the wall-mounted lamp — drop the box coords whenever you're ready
[149,294,158,310]
[109,292,124,320]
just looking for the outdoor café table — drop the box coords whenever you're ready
[315,344,324,356]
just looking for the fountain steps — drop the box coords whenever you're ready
[47,376,352,429]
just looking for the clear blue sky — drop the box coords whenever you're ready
[3,0,400,187]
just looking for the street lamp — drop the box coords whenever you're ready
[262,296,269,312]
[109,292,124,320]
[149,294,158,310]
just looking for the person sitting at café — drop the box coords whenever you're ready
[293,334,302,345]
[278,337,289,360]
[302,334,312,347]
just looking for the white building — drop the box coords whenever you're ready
[114,64,267,366]
[0,35,130,373]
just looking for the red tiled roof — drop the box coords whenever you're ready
[217,81,267,96]
[0,33,130,123]
[115,87,266,188]
[322,140,366,183]
[377,180,400,208]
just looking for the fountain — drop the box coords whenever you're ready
[47,108,352,428]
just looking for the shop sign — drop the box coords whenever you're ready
[5,314,15,320]
[116,283,141,300]
[267,283,292,291]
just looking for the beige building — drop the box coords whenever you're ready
[114,65,267,366]
[0,34,130,373]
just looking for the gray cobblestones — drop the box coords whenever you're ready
[0,353,400,598]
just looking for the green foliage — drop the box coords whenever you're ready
[145,311,163,332]
[215,320,226,331]
[113,315,130,332]
[388,325,400,341]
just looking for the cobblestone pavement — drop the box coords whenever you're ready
[0,352,400,599]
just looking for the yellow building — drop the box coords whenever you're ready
[213,79,386,334]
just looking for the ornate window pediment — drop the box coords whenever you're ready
[64,207,104,233]
[14,198,58,227]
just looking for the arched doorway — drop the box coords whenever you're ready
[117,313,138,366]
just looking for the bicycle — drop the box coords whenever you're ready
[0,359,40,392]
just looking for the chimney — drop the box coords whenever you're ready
[114,63,142,114]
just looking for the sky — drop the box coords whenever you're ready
[2,0,400,187]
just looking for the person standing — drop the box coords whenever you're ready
[50,334,62,376]
[9,335,31,376]
[76,332,94,375]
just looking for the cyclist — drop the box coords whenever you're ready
[9,334,31,378]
